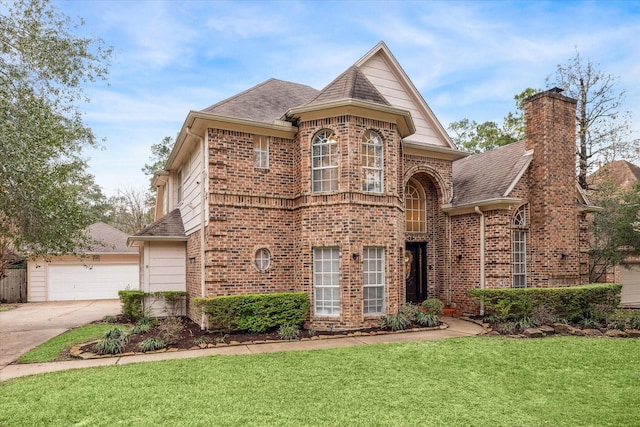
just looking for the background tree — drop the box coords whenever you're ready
[546,51,639,190]
[589,180,640,281]
[0,0,111,278]
[105,186,153,235]
[141,135,174,218]
[448,88,539,153]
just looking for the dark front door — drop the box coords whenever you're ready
[405,242,427,303]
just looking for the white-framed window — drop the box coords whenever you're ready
[512,205,527,288]
[253,135,269,169]
[363,247,385,315]
[177,159,190,204]
[312,129,338,192]
[313,247,340,316]
[405,179,425,232]
[254,248,271,271]
[361,130,383,193]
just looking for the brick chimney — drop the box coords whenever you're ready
[524,89,579,286]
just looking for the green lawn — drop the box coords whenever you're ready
[1,336,639,426]
[17,324,122,363]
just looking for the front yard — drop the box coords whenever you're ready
[1,336,639,426]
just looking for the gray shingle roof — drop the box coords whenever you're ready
[202,78,319,123]
[306,66,390,107]
[451,141,532,206]
[133,209,185,238]
[86,223,137,253]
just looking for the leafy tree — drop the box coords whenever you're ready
[546,51,639,190]
[448,88,539,153]
[141,135,174,218]
[105,186,153,235]
[0,0,111,278]
[142,136,174,191]
[589,180,640,282]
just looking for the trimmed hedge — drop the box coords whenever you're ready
[118,290,145,320]
[194,292,310,333]
[467,284,622,322]
[118,290,188,320]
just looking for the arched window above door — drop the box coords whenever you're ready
[405,179,425,232]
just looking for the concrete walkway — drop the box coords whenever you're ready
[0,300,121,370]
[0,317,482,382]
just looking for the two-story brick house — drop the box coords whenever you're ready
[129,42,597,330]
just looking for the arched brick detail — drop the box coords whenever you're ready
[403,165,450,204]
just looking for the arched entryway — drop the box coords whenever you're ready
[403,172,446,304]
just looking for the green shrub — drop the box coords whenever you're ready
[130,322,152,335]
[398,303,421,321]
[497,322,516,335]
[103,327,125,340]
[94,337,125,355]
[103,315,118,324]
[138,338,166,352]
[421,299,444,315]
[118,290,145,320]
[380,313,410,331]
[467,284,622,322]
[194,292,309,333]
[414,312,439,327]
[277,324,300,341]
[194,336,209,346]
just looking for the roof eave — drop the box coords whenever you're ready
[166,111,298,170]
[127,236,189,247]
[285,99,416,137]
[442,198,523,215]
[402,140,468,161]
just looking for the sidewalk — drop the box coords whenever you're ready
[0,317,483,382]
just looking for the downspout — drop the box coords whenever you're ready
[474,206,485,316]
[186,126,207,330]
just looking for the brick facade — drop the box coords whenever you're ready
[177,89,595,328]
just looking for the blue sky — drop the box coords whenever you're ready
[53,0,640,196]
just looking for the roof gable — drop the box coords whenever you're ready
[588,160,640,191]
[202,78,318,124]
[355,41,454,149]
[85,222,137,254]
[132,209,185,239]
[451,141,531,206]
[306,66,390,107]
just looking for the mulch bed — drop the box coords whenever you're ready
[74,316,409,358]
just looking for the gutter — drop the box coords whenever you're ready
[474,206,485,316]
[186,126,208,331]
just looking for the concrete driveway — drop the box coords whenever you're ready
[0,300,121,369]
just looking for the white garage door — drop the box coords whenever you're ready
[48,264,139,301]
[620,264,640,307]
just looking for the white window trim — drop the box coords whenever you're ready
[363,247,385,315]
[361,130,383,193]
[311,130,338,193]
[313,247,340,316]
[253,135,269,169]
[254,247,271,272]
[405,178,426,232]
[512,205,527,288]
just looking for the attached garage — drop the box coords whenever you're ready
[48,263,138,301]
[620,263,640,307]
[27,223,140,302]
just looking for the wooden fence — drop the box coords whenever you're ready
[1,268,27,303]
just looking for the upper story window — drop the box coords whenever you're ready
[512,205,527,288]
[361,130,383,193]
[405,179,425,232]
[253,135,269,169]
[312,129,338,193]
